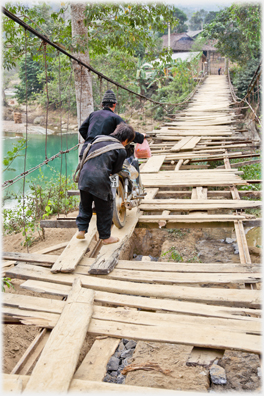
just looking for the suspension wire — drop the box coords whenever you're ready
[43,40,49,160]
[22,28,29,252]
[2,145,79,190]
[58,50,63,217]
[1,7,201,108]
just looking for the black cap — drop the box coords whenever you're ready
[102,90,117,103]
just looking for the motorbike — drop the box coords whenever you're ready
[110,153,146,229]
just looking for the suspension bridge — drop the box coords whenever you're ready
[2,7,262,394]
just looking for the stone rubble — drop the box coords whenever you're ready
[103,338,137,384]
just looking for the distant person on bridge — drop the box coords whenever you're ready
[75,123,135,244]
[218,67,222,75]
[79,89,146,159]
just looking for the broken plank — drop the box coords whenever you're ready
[51,216,97,273]
[24,278,94,393]
[170,137,193,152]
[140,155,166,173]
[181,136,201,150]
[88,208,140,275]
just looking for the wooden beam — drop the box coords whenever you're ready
[24,278,94,393]
[5,264,261,308]
[89,208,140,275]
[74,337,120,381]
[51,217,98,273]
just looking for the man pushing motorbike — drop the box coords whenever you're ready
[75,89,146,243]
[75,123,135,244]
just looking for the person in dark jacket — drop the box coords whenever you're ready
[79,89,145,158]
[76,123,135,244]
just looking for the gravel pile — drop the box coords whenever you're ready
[103,339,137,384]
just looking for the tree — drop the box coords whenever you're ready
[15,55,44,103]
[189,9,208,30]
[70,3,93,130]
[204,11,219,25]
[201,4,261,65]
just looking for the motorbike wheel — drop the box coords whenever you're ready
[112,182,126,228]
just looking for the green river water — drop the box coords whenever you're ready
[2,133,79,207]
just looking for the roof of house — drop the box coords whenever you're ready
[161,32,217,52]
[187,30,203,38]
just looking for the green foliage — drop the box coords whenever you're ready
[83,3,177,63]
[2,277,15,292]
[238,163,261,192]
[153,56,200,106]
[230,58,261,99]
[162,246,183,262]
[2,168,79,246]
[2,138,26,173]
[15,55,44,103]
[167,229,188,238]
[201,4,261,65]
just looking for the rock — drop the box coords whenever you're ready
[33,116,44,125]
[121,349,133,359]
[117,374,125,384]
[103,374,116,383]
[225,237,234,244]
[122,339,129,345]
[210,363,227,385]
[234,249,239,255]
[118,341,125,351]
[220,239,225,243]
[257,367,262,377]
[218,247,225,251]
[114,351,122,359]
[125,340,137,350]
[110,371,118,377]
[107,356,120,371]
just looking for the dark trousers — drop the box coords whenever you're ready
[76,190,113,240]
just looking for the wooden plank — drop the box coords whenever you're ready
[181,136,201,150]
[40,219,77,228]
[89,208,140,275]
[3,252,58,265]
[51,216,97,273]
[74,337,120,381]
[24,278,94,393]
[140,155,166,173]
[139,201,260,211]
[77,266,262,287]
[139,214,246,222]
[2,374,185,394]
[3,295,261,336]
[88,318,261,354]
[35,242,68,254]
[174,159,184,171]
[21,280,261,321]
[144,188,159,200]
[3,376,23,393]
[234,220,252,265]
[170,137,193,152]
[186,347,224,367]
[6,264,261,308]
